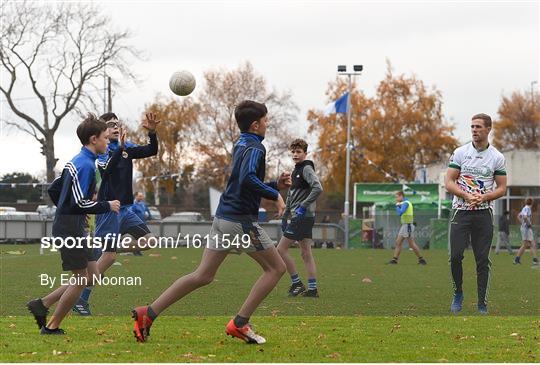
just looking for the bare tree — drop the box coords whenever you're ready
[195,62,299,189]
[0,1,139,183]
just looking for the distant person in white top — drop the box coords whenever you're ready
[513,198,538,265]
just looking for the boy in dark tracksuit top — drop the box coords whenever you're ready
[277,139,323,298]
[131,100,292,345]
[73,112,160,316]
[26,114,120,335]
[95,112,159,256]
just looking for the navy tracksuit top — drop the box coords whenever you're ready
[96,132,158,206]
[216,132,279,222]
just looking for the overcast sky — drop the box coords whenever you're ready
[0,0,538,178]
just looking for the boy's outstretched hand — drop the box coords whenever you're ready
[277,172,292,190]
[119,127,127,148]
[142,112,161,132]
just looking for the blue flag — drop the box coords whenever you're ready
[324,92,349,115]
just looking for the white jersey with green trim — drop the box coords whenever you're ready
[448,142,506,210]
[518,205,532,228]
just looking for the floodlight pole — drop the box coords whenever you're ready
[338,67,362,249]
[344,74,352,249]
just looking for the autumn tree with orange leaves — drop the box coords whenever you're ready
[130,96,199,205]
[308,63,458,196]
[492,90,539,150]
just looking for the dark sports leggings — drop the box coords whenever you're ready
[449,209,493,306]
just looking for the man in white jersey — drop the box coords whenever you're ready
[513,198,538,265]
[445,113,507,314]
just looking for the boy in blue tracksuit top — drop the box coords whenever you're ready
[214,133,282,222]
[73,112,160,315]
[132,191,151,222]
[131,100,291,345]
[26,114,120,335]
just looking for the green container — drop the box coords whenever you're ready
[430,218,448,249]
[348,218,366,248]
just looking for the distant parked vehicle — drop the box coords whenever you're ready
[0,207,16,214]
[0,211,41,220]
[147,206,162,221]
[36,205,56,218]
[162,212,204,223]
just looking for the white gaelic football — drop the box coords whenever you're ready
[169,70,196,96]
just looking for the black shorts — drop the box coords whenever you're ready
[283,216,315,241]
[124,223,151,239]
[60,246,95,271]
[103,223,151,253]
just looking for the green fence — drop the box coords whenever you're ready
[424,221,538,250]
[354,215,538,249]
[430,219,448,249]
[348,218,366,248]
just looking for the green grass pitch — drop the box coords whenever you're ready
[1,244,538,362]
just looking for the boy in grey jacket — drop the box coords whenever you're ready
[277,139,323,297]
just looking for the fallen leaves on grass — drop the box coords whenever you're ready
[52,350,73,356]
[181,352,206,361]
[4,250,26,255]
[454,335,475,340]
[326,352,341,359]
[18,352,37,356]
